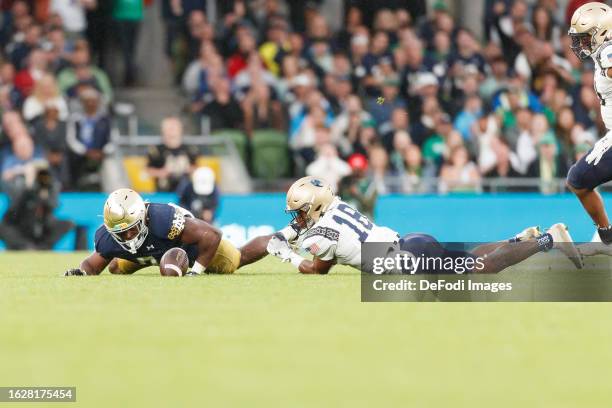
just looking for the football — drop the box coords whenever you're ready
[159,248,189,277]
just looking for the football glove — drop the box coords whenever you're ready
[64,268,86,276]
[586,134,612,166]
[267,233,294,262]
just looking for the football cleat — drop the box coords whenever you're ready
[513,226,541,242]
[546,223,584,269]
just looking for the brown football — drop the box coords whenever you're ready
[159,247,189,277]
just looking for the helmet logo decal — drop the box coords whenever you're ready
[310,179,323,187]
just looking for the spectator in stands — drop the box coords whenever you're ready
[147,117,198,192]
[112,0,143,86]
[22,73,68,121]
[177,166,219,223]
[381,107,411,153]
[422,113,454,169]
[234,54,283,136]
[66,87,111,190]
[259,18,290,76]
[31,103,69,186]
[57,48,113,104]
[454,95,483,141]
[526,132,567,194]
[227,25,258,79]
[305,143,351,189]
[338,153,377,219]
[531,5,561,51]
[368,143,389,194]
[50,0,97,38]
[439,145,481,193]
[1,135,46,194]
[292,111,329,167]
[0,62,21,109]
[46,27,72,74]
[366,76,406,127]
[182,41,221,100]
[388,130,411,174]
[483,137,522,179]
[8,23,42,70]
[401,143,425,193]
[201,77,243,131]
[330,94,372,153]
[479,55,510,102]
[14,48,48,97]
[186,10,214,61]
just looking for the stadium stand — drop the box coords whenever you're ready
[0,0,608,201]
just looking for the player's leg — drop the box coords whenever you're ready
[470,226,542,257]
[108,258,147,274]
[476,235,553,274]
[567,142,612,243]
[202,235,271,274]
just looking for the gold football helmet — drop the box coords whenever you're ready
[103,188,148,254]
[569,2,612,60]
[286,176,335,233]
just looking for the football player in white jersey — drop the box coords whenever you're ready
[266,177,583,274]
[567,3,612,244]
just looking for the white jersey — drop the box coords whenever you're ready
[300,198,399,268]
[592,41,612,130]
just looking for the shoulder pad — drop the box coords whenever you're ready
[596,41,612,69]
[597,42,612,68]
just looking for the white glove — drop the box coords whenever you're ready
[585,135,612,165]
[267,233,294,262]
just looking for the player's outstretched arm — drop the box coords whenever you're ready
[296,257,334,275]
[266,234,334,274]
[65,252,109,276]
[179,217,222,273]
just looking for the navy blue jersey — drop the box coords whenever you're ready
[95,203,199,266]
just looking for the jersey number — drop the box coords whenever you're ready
[332,204,373,242]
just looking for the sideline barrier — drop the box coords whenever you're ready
[0,193,602,250]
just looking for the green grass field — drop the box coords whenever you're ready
[1,252,612,407]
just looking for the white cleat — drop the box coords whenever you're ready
[514,226,541,242]
[546,223,584,269]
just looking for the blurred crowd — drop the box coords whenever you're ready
[177,0,604,195]
[0,0,608,204]
[0,0,146,248]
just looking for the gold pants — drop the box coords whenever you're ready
[111,239,241,275]
[207,239,241,274]
[111,258,144,274]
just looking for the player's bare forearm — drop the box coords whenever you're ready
[179,217,222,268]
[239,235,271,267]
[298,257,333,274]
[79,252,109,275]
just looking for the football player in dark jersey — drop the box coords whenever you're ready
[64,188,271,276]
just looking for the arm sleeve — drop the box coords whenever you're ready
[94,228,113,260]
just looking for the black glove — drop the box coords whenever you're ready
[64,268,86,276]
